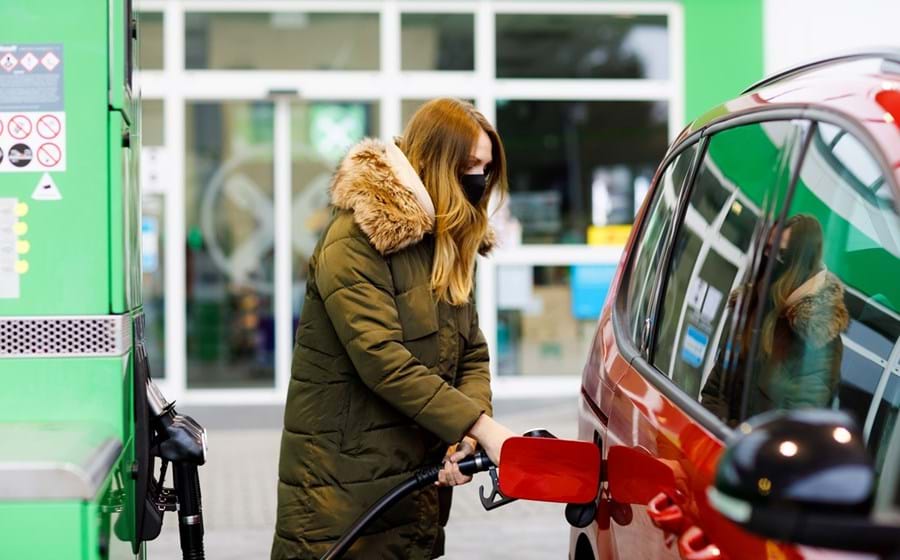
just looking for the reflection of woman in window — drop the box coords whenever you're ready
[702,214,850,423]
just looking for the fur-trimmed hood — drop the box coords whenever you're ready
[726,269,850,348]
[330,138,495,256]
[783,270,850,348]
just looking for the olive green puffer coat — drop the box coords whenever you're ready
[272,138,494,560]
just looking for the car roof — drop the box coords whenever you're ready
[686,50,900,194]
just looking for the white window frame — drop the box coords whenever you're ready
[135,0,685,405]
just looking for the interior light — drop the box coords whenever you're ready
[778,440,798,457]
[833,427,852,444]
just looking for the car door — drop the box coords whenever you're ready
[605,118,811,560]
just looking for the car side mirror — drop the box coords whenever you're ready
[708,409,900,555]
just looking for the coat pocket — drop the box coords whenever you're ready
[396,284,440,366]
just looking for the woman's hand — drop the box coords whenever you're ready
[436,437,477,487]
[468,414,516,466]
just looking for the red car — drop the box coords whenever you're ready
[571,51,900,560]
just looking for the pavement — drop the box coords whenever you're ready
[148,398,579,559]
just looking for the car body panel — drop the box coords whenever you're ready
[573,55,900,560]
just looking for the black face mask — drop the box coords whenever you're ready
[460,174,487,206]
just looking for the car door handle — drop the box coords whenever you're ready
[678,526,722,560]
[646,491,685,534]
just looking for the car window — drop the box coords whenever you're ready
[875,414,900,519]
[652,120,809,402]
[624,143,698,348]
[737,122,900,495]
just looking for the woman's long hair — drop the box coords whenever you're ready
[397,98,508,306]
[759,214,823,356]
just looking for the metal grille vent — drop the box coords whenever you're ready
[0,316,132,357]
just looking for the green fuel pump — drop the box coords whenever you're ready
[0,1,206,558]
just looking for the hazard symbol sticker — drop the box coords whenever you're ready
[36,114,61,139]
[20,52,38,72]
[40,51,60,71]
[0,45,66,173]
[32,173,62,201]
[8,115,32,139]
[0,53,17,72]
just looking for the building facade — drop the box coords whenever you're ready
[135,0,765,405]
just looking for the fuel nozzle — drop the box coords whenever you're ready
[148,380,207,467]
[146,379,207,560]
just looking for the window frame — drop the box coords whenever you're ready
[620,136,704,352]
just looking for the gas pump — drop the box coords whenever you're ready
[0,1,205,558]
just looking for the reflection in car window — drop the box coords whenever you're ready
[625,144,697,347]
[876,410,900,518]
[653,121,808,402]
[739,122,900,503]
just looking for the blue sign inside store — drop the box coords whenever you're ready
[570,265,616,320]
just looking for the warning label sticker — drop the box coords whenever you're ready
[0,112,67,172]
[0,44,66,173]
[0,44,63,112]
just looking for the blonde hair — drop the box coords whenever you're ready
[760,214,823,356]
[397,98,507,306]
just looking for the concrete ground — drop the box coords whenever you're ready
[148,398,579,559]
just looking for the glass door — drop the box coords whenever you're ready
[184,100,276,389]
[287,99,380,349]
[181,97,378,391]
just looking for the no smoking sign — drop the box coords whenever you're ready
[0,111,66,172]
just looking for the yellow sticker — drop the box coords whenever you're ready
[587,224,632,246]
[15,202,28,217]
[16,240,30,254]
[15,260,29,274]
[13,222,27,236]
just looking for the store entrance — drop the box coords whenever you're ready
[181,97,379,391]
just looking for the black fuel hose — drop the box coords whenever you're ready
[320,450,494,560]
[173,462,205,560]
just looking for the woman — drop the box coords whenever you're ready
[701,214,850,423]
[272,98,516,560]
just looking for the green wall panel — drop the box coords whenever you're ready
[0,501,84,559]
[0,357,128,441]
[682,0,764,123]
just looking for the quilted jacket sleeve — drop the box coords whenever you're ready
[456,306,493,418]
[316,234,485,444]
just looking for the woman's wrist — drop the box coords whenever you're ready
[468,413,490,441]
